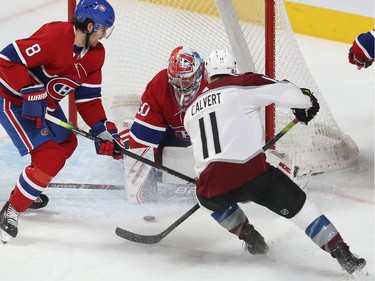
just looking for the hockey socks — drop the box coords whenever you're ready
[211,204,248,236]
[10,165,52,212]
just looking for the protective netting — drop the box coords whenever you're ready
[98,0,359,174]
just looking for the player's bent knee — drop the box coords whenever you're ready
[61,132,78,159]
[30,140,68,177]
[261,166,307,218]
[281,188,306,218]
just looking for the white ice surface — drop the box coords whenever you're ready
[0,1,374,281]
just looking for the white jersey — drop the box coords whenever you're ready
[184,72,311,198]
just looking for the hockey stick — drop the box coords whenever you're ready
[45,114,196,184]
[48,182,124,190]
[115,118,300,244]
[116,203,200,244]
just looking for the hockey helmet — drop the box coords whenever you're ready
[74,0,115,36]
[205,50,237,82]
[167,46,203,107]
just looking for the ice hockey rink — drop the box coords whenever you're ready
[0,1,374,281]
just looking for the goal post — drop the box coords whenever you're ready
[68,0,77,126]
[67,0,359,174]
[265,0,276,145]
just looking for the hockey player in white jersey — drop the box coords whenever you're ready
[183,50,366,275]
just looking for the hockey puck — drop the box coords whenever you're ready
[143,215,156,222]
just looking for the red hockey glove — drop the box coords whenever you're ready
[20,85,47,128]
[291,88,320,125]
[90,121,125,160]
[348,47,373,70]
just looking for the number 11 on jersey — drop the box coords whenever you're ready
[198,111,221,159]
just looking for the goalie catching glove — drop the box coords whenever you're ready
[291,88,320,125]
[90,121,125,160]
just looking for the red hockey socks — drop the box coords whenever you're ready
[10,165,52,212]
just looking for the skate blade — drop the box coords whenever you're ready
[0,229,11,244]
[352,266,369,280]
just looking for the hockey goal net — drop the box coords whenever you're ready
[81,0,359,174]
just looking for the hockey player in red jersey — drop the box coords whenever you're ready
[121,46,207,203]
[0,0,124,243]
[348,29,375,69]
[184,50,366,275]
[128,46,207,153]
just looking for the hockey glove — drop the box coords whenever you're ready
[348,47,373,70]
[20,85,47,128]
[291,88,320,125]
[90,121,125,160]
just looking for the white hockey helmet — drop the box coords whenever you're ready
[205,50,237,82]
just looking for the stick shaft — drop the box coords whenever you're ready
[45,114,196,183]
[115,118,299,244]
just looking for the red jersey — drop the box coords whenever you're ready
[352,29,375,61]
[129,69,207,148]
[0,21,108,127]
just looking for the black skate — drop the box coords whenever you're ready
[0,201,20,243]
[29,194,49,210]
[330,243,367,274]
[239,224,269,255]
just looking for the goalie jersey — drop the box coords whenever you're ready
[129,69,207,149]
[0,21,108,127]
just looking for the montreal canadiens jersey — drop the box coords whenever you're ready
[184,73,311,198]
[0,21,107,127]
[129,69,207,148]
[352,29,375,61]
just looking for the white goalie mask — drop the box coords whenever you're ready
[205,50,237,82]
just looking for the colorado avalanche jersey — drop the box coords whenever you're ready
[0,21,107,127]
[129,69,207,148]
[184,73,312,198]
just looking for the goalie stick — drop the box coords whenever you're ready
[115,118,299,244]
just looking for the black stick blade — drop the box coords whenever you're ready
[115,227,165,244]
[115,203,200,244]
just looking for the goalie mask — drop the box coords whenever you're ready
[205,50,237,82]
[167,46,203,108]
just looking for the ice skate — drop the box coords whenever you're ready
[0,201,20,243]
[239,224,269,255]
[29,194,49,210]
[330,242,367,275]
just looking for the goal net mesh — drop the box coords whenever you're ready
[97,0,359,174]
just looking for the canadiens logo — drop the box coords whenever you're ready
[46,77,80,101]
[98,4,106,12]
[178,53,195,74]
[41,128,49,136]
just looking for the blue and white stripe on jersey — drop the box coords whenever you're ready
[130,117,167,148]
